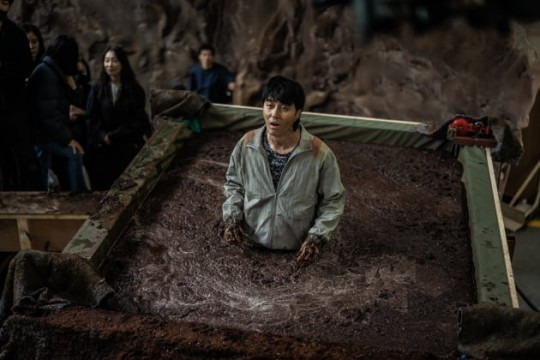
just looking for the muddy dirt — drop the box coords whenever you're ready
[0,307,441,359]
[99,130,474,357]
[0,130,474,359]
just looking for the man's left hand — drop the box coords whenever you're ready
[296,234,322,263]
[223,223,247,245]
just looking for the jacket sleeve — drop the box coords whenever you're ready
[309,146,346,241]
[29,67,72,145]
[222,138,245,224]
[86,85,106,145]
[224,67,235,85]
[107,84,150,143]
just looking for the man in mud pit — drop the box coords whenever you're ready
[222,76,346,263]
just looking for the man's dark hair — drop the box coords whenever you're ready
[45,35,79,76]
[7,0,14,5]
[198,44,215,56]
[262,76,305,110]
[262,76,305,130]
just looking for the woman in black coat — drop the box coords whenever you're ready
[86,45,152,190]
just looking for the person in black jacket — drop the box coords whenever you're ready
[27,35,86,192]
[86,45,152,190]
[0,0,42,190]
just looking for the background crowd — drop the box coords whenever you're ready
[0,0,235,192]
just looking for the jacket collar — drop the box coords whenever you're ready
[43,56,67,81]
[248,124,314,156]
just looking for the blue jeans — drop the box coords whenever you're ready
[38,142,85,192]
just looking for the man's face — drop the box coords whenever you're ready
[263,99,301,137]
[198,49,214,70]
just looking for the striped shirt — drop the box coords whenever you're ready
[262,130,293,189]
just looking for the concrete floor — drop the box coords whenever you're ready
[511,220,540,311]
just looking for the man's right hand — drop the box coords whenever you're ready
[223,223,247,245]
[68,139,84,155]
[69,105,86,121]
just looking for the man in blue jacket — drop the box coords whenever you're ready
[189,44,235,103]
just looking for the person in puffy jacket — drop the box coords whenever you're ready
[222,76,346,263]
[27,35,86,192]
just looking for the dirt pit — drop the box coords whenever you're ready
[0,130,475,359]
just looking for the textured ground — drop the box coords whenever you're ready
[98,130,474,357]
[0,130,475,358]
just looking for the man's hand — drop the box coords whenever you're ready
[296,234,323,263]
[66,75,77,90]
[69,105,86,121]
[223,223,247,245]
[103,134,111,145]
[68,139,84,155]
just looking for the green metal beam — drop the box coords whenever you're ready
[459,146,518,307]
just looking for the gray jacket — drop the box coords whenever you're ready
[223,125,346,250]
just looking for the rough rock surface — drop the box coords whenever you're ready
[10,0,540,135]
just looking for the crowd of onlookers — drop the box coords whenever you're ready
[1,0,235,193]
[1,0,153,193]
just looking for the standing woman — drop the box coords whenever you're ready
[86,45,152,190]
[20,23,45,69]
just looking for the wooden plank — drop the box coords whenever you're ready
[0,192,102,216]
[485,148,519,308]
[17,218,32,250]
[1,217,87,252]
[216,103,422,125]
[0,219,20,251]
[459,146,518,307]
[0,214,88,220]
[28,219,86,252]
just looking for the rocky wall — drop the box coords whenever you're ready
[10,0,540,134]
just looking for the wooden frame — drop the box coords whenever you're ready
[0,192,101,252]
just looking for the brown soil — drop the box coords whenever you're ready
[0,307,439,360]
[0,130,475,359]
[104,130,473,356]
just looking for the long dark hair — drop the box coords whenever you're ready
[20,23,45,63]
[45,35,79,76]
[98,45,137,86]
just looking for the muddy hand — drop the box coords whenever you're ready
[296,235,322,263]
[223,223,247,245]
